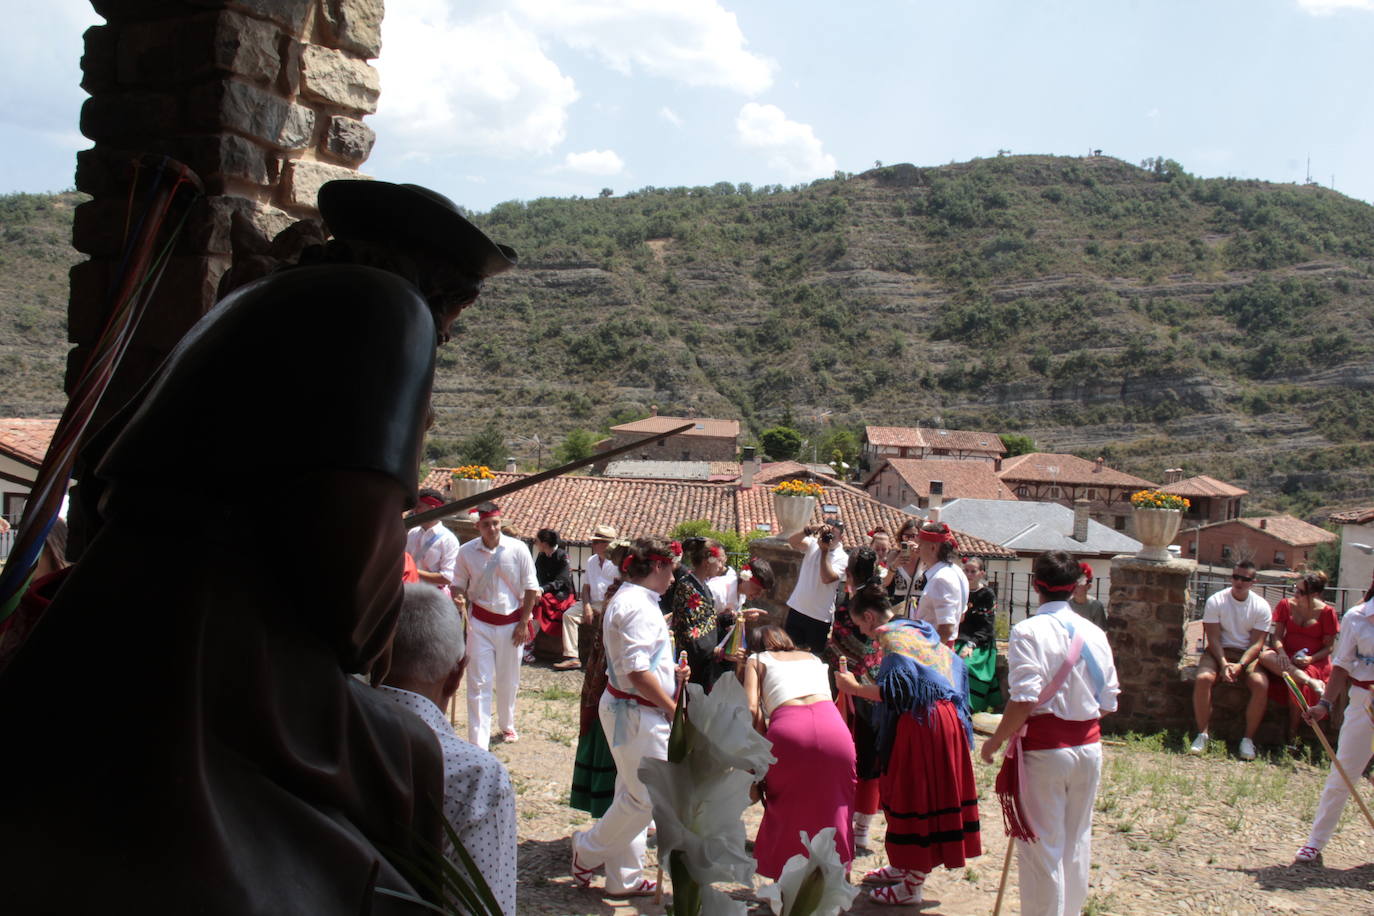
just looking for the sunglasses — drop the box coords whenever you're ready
[1231,574,1255,582]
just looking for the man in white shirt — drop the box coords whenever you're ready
[784,518,849,654]
[1190,560,1271,760]
[981,550,1120,916]
[378,584,517,915]
[405,488,460,596]
[453,502,540,749]
[555,524,619,670]
[914,521,969,645]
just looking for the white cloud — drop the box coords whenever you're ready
[375,3,578,158]
[735,103,836,180]
[1296,0,1374,13]
[660,106,684,128]
[512,0,774,94]
[558,149,625,175]
[0,0,99,134]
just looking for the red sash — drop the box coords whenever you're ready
[606,684,657,708]
[471,603,520,626]
[1021,714,1101,751]
[1351,678,1374,690]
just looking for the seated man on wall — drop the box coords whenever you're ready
[1190,560,1272,760]
[379,584,517,915]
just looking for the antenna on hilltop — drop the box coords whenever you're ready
[1305,154,1312,185]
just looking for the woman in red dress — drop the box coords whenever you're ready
[1258,570,1339,744]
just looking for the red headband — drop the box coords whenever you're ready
[623,551,675,571]
[1034,578,1078,594]
[917,525,958,548]
[417,494,444,509]
[477,507,501,519]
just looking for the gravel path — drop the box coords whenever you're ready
[454,664,1374,915]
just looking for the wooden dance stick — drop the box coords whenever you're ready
[992,836,1015,916]
[1284,673,1374,834]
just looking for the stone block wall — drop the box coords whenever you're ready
[1104,556,1197,735]
[748,537,801,626]
[70,0,384,435]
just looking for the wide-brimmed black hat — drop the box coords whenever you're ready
[318,180,518,278]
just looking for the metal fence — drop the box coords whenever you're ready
[1185,569,1366,621]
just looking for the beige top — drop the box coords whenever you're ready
[756,651,832,717]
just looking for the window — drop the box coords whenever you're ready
[1047,486,1062,498]
[1188,540,1197,555]
[1016,486,1029,498]
[1221,545,1233,560]
[1274,550,1286,566]
[1084,488,1098,500]
[3,493,26,525]
[933,448,949,456]
[1114,515,1126,530]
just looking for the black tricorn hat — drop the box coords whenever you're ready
[317,179,518,279]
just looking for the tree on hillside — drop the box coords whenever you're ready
[818,428,860,472]
[459,422,505,469]
[760,426,803,461]
[1002,433,1035,457]
[554,428,599,465]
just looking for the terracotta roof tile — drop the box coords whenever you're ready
[418,468,1014,558]
[997,452,1156,489]
[1160,475,1248,498]
[0,418,58,467]
[1199,514,1337,547]
[864,459,1018,502]
[864,425,1006,454]
[1330,506,1374,525]
[611,415,740,439]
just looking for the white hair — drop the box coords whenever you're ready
[390,583,465,684]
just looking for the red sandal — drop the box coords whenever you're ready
[868,870,925,906]
[570,831,597,889]
[606,878,657,899]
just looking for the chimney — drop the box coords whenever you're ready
[1163,467,1185,484]
[929,480,944,514]
[1259,518,1267,530]
[505,456,518,473]
[741,446,757,489]
[1072,498,1090,542]
[994,457,1002,472]
[1093,456,1105,474]
[650,404,658,416]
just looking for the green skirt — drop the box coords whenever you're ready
[570,721,617,817]
[964,643,1003,714]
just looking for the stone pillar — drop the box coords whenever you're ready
[1105,555,1195,734]
[748,536,799,626]
[68,0,384,551]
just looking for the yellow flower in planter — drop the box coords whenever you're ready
[1130,489,1189,511]
[771,480,824,499]
[452,465,495,480]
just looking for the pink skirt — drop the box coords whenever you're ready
[753,701,857,879]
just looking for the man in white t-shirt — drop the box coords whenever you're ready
[405,488,460,595]
[555,524,619,670]
[784,518,849,654]
[1190,561,1272,760]
[453,502,540,749]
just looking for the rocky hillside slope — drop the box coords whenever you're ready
[4,156,1372,515]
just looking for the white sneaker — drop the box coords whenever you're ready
[1189,733,1209,754]
[1239,738,1257,760]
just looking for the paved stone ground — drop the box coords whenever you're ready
[452,664,1374,915]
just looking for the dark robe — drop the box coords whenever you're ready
[0,265,447,914]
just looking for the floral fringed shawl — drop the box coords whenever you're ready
[870,617,972,775]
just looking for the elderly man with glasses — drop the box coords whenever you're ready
[1190,560,1272,759]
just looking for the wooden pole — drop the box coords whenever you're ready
[992,835,1015,916]
[1284,674,1374,835]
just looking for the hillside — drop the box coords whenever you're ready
[4,155,1374,516]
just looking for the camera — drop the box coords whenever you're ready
[820,530,834,544]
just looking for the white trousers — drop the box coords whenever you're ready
[1016,743,1102,916]
[573,695,670,894]
[1306,685,1374,850]
[466,617,522,750]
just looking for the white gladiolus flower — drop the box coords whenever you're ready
[639,760,757,884]
[755,828,859,916]
[682,676,776,776]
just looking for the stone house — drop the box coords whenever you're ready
[597,415,740,465]
[996,452,1156,532]
[862,458,1017,510]
[1188,515,1336,570]
[861,426,1005,472]
[0,419,62,538]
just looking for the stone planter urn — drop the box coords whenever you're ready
[451,475,494,501]
[1133,508,1182,561]
[773,494,816,538]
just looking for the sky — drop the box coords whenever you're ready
[3,0,1372,214]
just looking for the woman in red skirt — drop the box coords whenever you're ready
[835,584,981,906]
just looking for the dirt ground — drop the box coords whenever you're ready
[452,663,1374,915]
